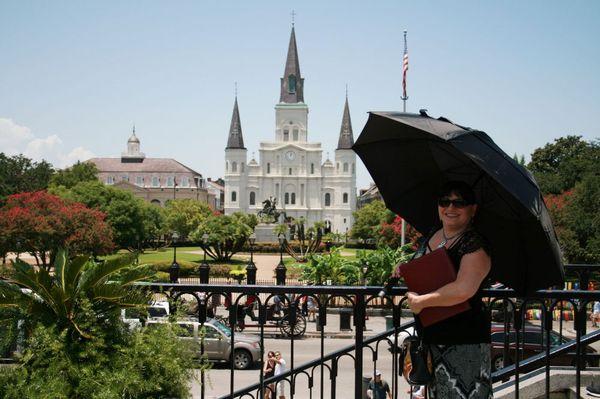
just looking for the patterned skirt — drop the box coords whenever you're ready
[428,343,493,399]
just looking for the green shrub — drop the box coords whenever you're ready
[148,260,198,276]
[0,322,201,399]
[209,264,232,278]
[358,245,414,286]
[0,308,19,357]
[286,263,305,280]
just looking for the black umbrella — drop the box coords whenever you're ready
[353,111,564,295]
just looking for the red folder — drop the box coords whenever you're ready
[398,247,471,327]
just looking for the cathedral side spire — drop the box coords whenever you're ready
[337,95,354,149]
[279,26,304,103]
[226,96,246,149]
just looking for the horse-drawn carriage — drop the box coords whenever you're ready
[219,297,307,338]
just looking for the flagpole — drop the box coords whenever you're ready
[401,29,408,247]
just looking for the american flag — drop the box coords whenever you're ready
[402,32,409,99]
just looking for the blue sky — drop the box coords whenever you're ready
[1,1,599,190]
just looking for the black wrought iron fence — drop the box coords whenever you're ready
[139,282,600,399]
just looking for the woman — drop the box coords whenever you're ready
[263,351,276,399]
[405,181,493,399]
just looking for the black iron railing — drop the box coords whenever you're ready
[139,282,600,399]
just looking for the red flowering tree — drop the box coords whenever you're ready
[378,215,421,249]
[0,191,114,268]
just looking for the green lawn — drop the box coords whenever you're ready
[105,248,247,266]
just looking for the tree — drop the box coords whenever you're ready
[561,175,600,263]
[528,136,600,262]
[301,248,360,285]
[164,199,212,239]
[0,249,149,338]
[378,215,421,249]
[0,191,114,267]
[49,161,98,189]
[0,153,54,203]
[0,322,198,399]
[512,153,526,166]
[0,251,198,398]
[190,212,253,261]
[51,181,165,250]
[357,245,414,286]
[528,136,600,194]
[351,200,390,241]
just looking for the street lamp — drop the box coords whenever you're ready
[198,233,210,284]
[275,233,287,285]
[246,233,257,285]
[169,232,180,283]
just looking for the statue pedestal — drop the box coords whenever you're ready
[254,223,278,243]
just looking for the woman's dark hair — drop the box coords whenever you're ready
[439,181,477,204]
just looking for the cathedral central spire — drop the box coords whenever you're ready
[226,96,245,149]
[337,95,354,149]
[280,26,304,103]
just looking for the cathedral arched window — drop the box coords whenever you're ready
[283,129,289,141]
[352,163,355,174]
[336,163,340,171]
[288,75,296,93]
[325,193,331,207]
[289,168,292,175]
[343,163,349,172]
[343,193,349,203]
[311,163,314,174]
[291,193,296,205]
[231,191,237,202]
[267,163,271,174]
[241,162,245,173]
[285,192,290,205]
[226,161,229,172]
[293,129,298,141]
[249,191,256,205]
[232,162,237,172]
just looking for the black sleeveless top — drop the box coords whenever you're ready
[414,229,491,345]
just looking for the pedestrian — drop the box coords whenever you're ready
[273,351,287,399]
[367,370,391,399]
[404,181,493,398]
[300,295,308,316]
[592,301,600,328]
[307,296,317,322]
[263,351,276,399]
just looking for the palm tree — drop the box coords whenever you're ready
[0,249,150,339]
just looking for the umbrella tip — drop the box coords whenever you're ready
[419,109,429,117]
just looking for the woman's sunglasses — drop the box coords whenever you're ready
[437,197,471,209]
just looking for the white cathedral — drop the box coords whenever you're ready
[224,26,356,233]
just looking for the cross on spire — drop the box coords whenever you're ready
[291,10,296,26]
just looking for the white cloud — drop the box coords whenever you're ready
[0,118,34,154]
[24,134,63,160]
[63,146,95,166]
[0,117,94,168]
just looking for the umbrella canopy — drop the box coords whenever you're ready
[353,111,564,295]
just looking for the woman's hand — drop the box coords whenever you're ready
[405,291,424,314]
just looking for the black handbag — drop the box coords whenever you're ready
[401,335,434,386]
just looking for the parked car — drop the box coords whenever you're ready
[146,318,261,370]
[490,323,598,372]
[121,301,170,329]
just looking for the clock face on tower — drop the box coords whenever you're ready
[285,150,296,161]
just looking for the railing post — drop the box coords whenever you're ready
[354,294,365,399]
